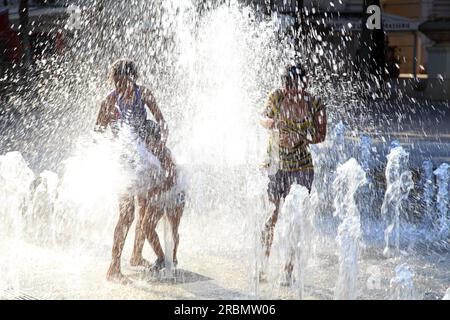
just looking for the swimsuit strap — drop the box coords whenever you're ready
[135,86,142,104]
[134,86,147,119]
[111,85,148,138]
[115,85,144,119]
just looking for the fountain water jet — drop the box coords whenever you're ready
[421,160,435,227]
[0,152,35,293]
[333,121,347,166]
[162,215,175,279]
[443,287,450,300]
[0,152,35,238]
[25,170,59,245]
[277,184,313,298]
[433,163,449,238]
[333,158,366,300]
[389,263,416,300]
[359,135,373,173]
[311,122,348,219]
[381,145,414,257]
[0,0,448,300]
[358,135,376,236]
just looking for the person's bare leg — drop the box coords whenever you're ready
[281,249,295,286]
[130,196,151,267]
[107,196,135,284]
[167,204,184,265]
[142,205,165,263]
[261,199,281,258]
[259,199,281,282]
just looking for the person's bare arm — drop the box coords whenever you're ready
[95,96,115,132]
[260,117,275,129]
[147,142,177,198]
[311,98,327,144]
[142,88,168,143]
[260,90,281,130]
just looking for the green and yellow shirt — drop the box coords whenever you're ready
[263,89,325,172]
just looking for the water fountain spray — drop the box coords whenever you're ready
[389,263,416,300]
[333,158,366,300]
[277,184,313,299]
[358,135,376,235]
[443,287,450,300]
[0,152,35,238]
[433,163,449,238]
[359,135,373,173]
[1,0,296,296]
[421,160,435,228]
[0,152,35,293]
[311,121,348,218]
[333,121,346,165]
[381,145,414,257]
[25,170,59,245]
[0,0,448,301]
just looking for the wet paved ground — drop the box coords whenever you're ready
[1,236,449,300]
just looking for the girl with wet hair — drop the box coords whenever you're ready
[95,58,184,284]
[109,58,139,83]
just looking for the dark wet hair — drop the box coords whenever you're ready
[109,58,139,82]
[282,62,307,88]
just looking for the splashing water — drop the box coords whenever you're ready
[0,0,449,300]
[333,158,366,300]
[25,170,59,245]
[1,0,291,297]
[381,145,414,257]
[312,122,348,218]
[390,264,416,300]
[359,135,373,173]
[276,184,313,299]
[0,152,35,238]
[390,140,401,150]
[434,163,450,238]
[332,121,347,165]
[358,135,376,235]
[421,160,435,228]
[443,287,450,300]
[0,152,35,293]
[52,131,157,251]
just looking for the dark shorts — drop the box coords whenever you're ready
[267,169,314,202]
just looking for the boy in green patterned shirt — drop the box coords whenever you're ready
[260,63,327,285]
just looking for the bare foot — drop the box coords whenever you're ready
[279,271,294,287]
[259,271,268,283]
[148,257,165,272]
[107,267,132,285]
[130,256,151,268]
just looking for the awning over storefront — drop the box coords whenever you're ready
[326,13,420,32]
[272,12,420,33]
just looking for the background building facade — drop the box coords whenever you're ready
[248,0,450,78]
